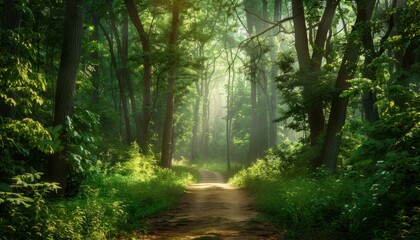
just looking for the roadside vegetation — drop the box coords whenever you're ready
[0,144,196,239]
[231,119,420,239]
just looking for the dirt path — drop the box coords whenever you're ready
[139,169,280,239]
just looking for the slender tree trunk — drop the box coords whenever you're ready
[308,0,337,168]
[125,0,152,153]
[268,0,282,147]
[47,0,85,194]
[191,80,201,161]
[226,61,233,177]
[257,69,269,156]
[161,1,180,168]
[292,0,337,169]
[100,22,132,144]
[321,0,376,173]
[109,7,140,145]
[121,11,142,145]
[201,77,210,159]
[191,44,203,162]
[256,0,269,153]
[249,73,258,163]
[361,30,380,123]
[245,1,261,163]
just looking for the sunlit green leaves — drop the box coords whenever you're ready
[0,118,57,155]
[0,55,47,114]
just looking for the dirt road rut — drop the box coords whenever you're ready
[139,169,280,239]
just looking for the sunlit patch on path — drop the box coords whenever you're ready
[136,169,280,239]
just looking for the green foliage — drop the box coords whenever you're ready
[0,118,60,181]
[232,136,420,239]
[0,173,60,240]
[0,145,195,239]
[187,159,243,179]
[63,109,101,192]
[231,141,308,186]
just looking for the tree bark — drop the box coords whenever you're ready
[321,0,376,173]
[292,0,337,169]
[99,22,132,144]
[268,0,282,147]
[256,0,269,153]
[121,11,142,145]
[161,1,180,168]
[308,0,337,168]
[191,80,201,161]
[201,76,210,159]
[361,28,380,123]
[245,0,265,163]
[124,0,152,153]
[47,0,85,193]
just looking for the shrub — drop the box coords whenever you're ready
[0,145,196,239]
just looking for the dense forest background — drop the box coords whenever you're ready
[1,0,419,239]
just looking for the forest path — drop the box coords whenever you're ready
[138,169,280,239]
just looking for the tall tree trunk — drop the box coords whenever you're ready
[121,11,142,145]
[268,0,282,147]
[249,70,258,163]
[256,0,269,153]
[308,0,337,168]
[0,0,19,119]
[321,0,376,173]
[245,1,261,163]
[201,76,210,159]
[161,1,180,168]
[361,29,380,123]
[99,22,132,144]
[191,80,201,161]
[125,0,152,153]
[47,0,85,193]
[191,43,203,162]
[257,69,269,156]
[226,54,233,177]
[291,0,311,143]
[292,0,337,169]
[109,6,141,145]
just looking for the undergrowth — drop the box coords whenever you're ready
[231,139,420,240]
[183,158,244,179]
[0,144,196,239]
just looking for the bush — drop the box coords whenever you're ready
[0,145,196,239]
[231,138,420,239]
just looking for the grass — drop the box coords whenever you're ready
[180,158,245,180]
[0,145,198,239]
[230,157,420,240]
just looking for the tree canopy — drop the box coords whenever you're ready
[1,0,419,239]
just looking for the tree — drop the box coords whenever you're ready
[244,0,269,162]
[268,0,282,147]
[292,0,338,168]
[99,20,132,144]
[125,0,153,153]
[321,0,376,173]
[47,0,85,193]
[0,0,20,119]
[161,0,181,168]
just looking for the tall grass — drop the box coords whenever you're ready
[230,146,420,239]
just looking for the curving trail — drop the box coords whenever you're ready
[138,169,280,239]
